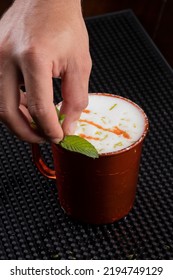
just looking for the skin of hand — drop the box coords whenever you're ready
[0,0,92,143]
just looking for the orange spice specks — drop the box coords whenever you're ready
[79,134,100,141]
[83,109,91,114]
[112,127,130,139]
[79,119,130,139]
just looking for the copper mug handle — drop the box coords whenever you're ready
[31,143,56,179]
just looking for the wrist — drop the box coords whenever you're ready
[13,0,82,17]
[14,0,81,8]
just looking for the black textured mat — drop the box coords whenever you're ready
[0,10,173,260]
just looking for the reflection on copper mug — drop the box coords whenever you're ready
[32,93,149,224]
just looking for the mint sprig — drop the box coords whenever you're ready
[59,135,99,159]
[56,105,99,158]
[30,105,99,158]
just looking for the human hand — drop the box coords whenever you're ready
[0,0,91,143]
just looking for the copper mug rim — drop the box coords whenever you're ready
[58,92,149,158]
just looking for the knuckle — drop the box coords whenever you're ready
[68,53,92,77]
[20,45,38,58]
[20,45,44,66]
[77,57,92,76]
[28,103,48,119]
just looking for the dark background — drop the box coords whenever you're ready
[0,0,173,67]
[0,6,173,260]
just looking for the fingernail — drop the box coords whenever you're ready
[67,121,78,135]
[51,138,62,144]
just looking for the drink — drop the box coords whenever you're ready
[74,93,146,154]
[57,93,147,154]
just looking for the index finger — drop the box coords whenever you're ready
[21,53,63,143]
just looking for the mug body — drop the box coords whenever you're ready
[31,93,148,224]
[52,139,144,224]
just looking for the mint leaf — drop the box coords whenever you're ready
[59,114,65,124]
[59,135,99,159]
[30,120,37,130]
[56,106,65,124]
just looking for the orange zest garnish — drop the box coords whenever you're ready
[79,119,130,139]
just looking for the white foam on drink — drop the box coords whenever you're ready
[59,94,146,154]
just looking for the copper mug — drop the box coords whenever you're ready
[32,93,149,224]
